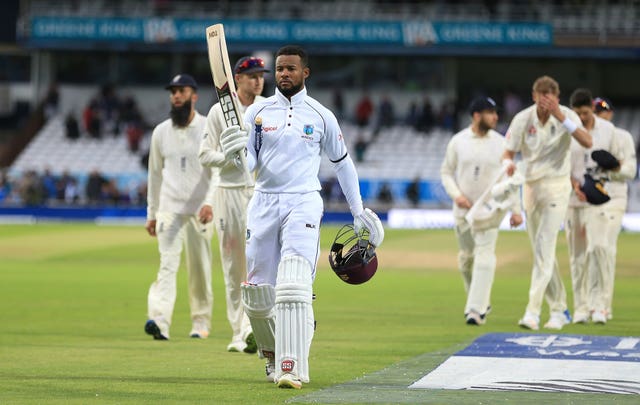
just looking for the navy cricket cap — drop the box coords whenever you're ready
[234,56,270,75]
[165,74,198,90]
[469,96,498,115]
[593,97,613,112]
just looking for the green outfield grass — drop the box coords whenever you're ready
[1,223,639,404]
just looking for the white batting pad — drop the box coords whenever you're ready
[354,208,385,247]
[275,255,314,383]
[241,283,276,360]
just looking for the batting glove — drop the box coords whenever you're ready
[354,208,385,248]
[220,125,248,162]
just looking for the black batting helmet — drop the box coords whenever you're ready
[328,224,378,285]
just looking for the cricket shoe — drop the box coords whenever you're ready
[544,310,571,330]
[518,311,540,330]
[465,311,485,326]
[145,320,168,340]
[189,323,209,339]
[276,373,302,389]
[573,311,590,324]
[265,361,276,383]
[591,310,607,324]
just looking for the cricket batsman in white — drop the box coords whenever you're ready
[502,75,592,331]
[145,74,215,340]
[565,88,620,324]
[199,56,270,353]
[218,45,384,389]
[593,97,638,321]
[441,96,523,326]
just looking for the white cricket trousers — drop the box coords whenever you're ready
[586,204,623,314]
[148,212,213,336]
[245,191,323,286]
[454,218,499,315]
[213,186,253,344]
[523,176,570,317]
[565,206,589,319]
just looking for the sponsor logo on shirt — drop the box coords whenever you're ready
[262,126,278,132]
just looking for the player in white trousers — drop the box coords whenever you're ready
[441,96,522,326]
[593,97,638,321]
[145,74,215,340]
[199,56,269,353]
[502,76,592,331]
[565,88,620,325]
[218,45,384,389]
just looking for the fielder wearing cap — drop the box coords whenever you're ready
[593,97,638,321]
[441,95,522,326]
[198,56,270,355]
[566,88,621,325]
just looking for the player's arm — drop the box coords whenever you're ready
[146,128,163,236]
[610,129,637,181]
[199,105,228,168]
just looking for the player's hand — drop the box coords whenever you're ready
[502,159,516,176]
[198,205,213,224]
[145,219,157,237]
[454,195,472,209]
[538,93,563,120]
[220,125,248,161]
[354,208,384,247]
[510,213,523,228]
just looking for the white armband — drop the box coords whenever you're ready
[562,118,578,134]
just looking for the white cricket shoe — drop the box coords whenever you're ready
[573,311,590,324]
[518,311,540,330]
[592,310,607,324]
[544,310,571,330]
[227,340,247,352]
[276,373,302,389]
[465,311,485,326]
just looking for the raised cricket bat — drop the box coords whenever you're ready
[205,23,253,185]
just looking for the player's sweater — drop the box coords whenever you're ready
[147,112,214,219]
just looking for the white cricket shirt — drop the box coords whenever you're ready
[200,96,265,188]
[243,87,348,193]
[147,112,214,220]
[607,126,637,210]
[505,104,582,182]
[441,126,507,218]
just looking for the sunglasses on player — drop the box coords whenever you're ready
[235,57,266,73]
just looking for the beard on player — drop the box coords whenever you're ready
[478,115,497,133]
[170,99,192,127]
[277,81,303,98]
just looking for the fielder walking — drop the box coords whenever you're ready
[502,75,592,331]
[441,96,522,326]
[199,56,269,353]
[218,45,384,389]
[593,97,638,320]
[565,89,620,324]
[144,74,215,340]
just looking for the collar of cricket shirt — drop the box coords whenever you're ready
[275,87,307,107]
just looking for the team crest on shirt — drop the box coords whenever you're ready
[303,124,314,135]
[528,125,537,135]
